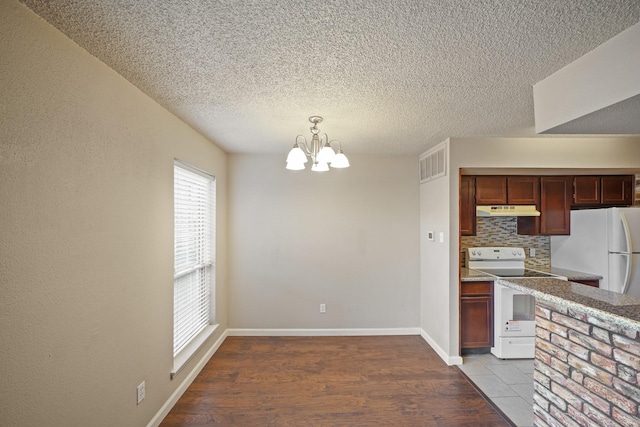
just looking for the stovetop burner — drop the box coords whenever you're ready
[467,247,566,280]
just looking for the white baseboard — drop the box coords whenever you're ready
[146,329,229,427]
[419,329,463,366]
[227,327,422,337]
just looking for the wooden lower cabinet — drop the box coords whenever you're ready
[460,281,493,350]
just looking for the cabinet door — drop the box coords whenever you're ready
[507,176,539,205]
[460,176,476,236]
[540,176,572,235]
[475,176,507,205]
[573,176,600,206]
[460,296,493,348]
[602,175,634,206]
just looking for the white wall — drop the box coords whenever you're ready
[0,1,227,426]
[418,141,455,363]
[419,137,640,362]
[228,154,420,330]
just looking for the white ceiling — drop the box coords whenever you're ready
[20,0,640,155]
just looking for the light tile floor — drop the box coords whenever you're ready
[458,354,535,427]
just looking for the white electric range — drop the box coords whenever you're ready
[468,247,567,359]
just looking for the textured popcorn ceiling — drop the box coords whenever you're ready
[19,0,640,154]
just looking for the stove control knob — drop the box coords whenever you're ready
[477,250,482,257]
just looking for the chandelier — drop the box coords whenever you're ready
[286,116,350,171]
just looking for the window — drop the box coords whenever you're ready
[173,161,215,359]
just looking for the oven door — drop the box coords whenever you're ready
[492,282,536,358]
[494,282,536,336]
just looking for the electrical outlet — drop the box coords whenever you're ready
[136,381,145,404]
[530,248,536,258]
[320,303,326,313]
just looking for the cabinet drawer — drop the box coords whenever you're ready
[461,281,492,296]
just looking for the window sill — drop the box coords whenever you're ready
[171,324,219,379]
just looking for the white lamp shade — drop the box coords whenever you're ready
[286,146,308,164]
[317,145,336,164]
[330,152,350,168]
[286,161,306,171]
[311,161,329,172]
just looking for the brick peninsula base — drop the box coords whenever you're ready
[533,299,640,426]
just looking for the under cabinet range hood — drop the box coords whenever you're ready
[476,205,541,217]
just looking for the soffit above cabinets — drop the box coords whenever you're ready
[534,22,640,135]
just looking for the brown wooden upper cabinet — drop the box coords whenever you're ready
[475,176,507,205]
[460,176,476,236]
[517,176,570,236]
[602,175,634,206]
[460,174,633,237]
[573,175,634,207]
[507,176,539,205]
[573,176,601,206]
[540,176,572,235]
[475,176,540,205]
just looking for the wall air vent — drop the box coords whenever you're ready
[419,142,447,183]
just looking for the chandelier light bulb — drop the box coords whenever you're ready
[330,150,350,168]
[286,144,308,164]
[317,144,337,164]
[286,161,306,170]
[311,161,330,172]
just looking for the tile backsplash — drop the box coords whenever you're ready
[461,217,550,269]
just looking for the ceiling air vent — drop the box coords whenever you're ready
[419,143,446,183]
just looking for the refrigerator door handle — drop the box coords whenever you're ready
[620,212,633,294]
[620,211,633,254]
[621,253,632,294]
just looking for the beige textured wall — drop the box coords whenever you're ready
[227,154,421,330]
[0,1,227,426]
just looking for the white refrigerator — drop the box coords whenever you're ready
[551,207,640,297]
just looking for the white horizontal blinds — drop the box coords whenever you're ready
[173,162,215,357]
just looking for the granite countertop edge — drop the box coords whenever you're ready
[498,278,640,329]
[460,268,496,282]
[460,267,602,282]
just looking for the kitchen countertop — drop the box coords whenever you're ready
[500,277,640,328]
[460,267,495,281]
[460,267,602,282]
[545,266,603,281]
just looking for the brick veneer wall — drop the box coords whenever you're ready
[533,300,640,427]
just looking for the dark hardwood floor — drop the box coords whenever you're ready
[160,335,510,426]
